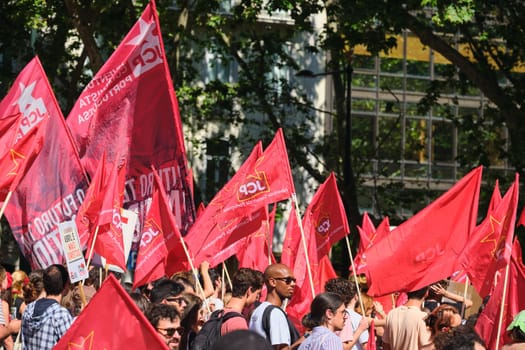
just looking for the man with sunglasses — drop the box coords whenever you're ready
[249,263,301,350]
[150,279,188,315]
[146,303,184,350]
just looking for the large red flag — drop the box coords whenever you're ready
[459,174,519,297]
[184,143,267,267]
[218,129,295,221]
[0,116,47,201]
[134,168,186,288]
[365,166,482,296]
[66,2,195,255]
[475,239,525,349]
[54,274,169,350]
[1,57,89,269]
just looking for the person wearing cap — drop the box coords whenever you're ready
[503,310,525,349]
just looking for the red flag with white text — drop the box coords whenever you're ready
[134,168,186,288]
[460,174,519,297]
[66,1,195,249]
[304,172,349,259]
[365,166,482,296]
[184,143,267,267]
[475,239,525,350]
[54,274,168,350]
[282,173,349,267]
[219,129,295,221]
[1,56,89,269]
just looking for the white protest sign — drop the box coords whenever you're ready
[59,220,89,283]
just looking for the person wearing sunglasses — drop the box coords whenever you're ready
[146,303,183,350]
[249,263,301,350]
[150,279,188,315]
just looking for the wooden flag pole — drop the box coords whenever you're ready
[85,226,100,268]
[267,218,272,266]
[0,191,13,219]
[460,276,470,318]
[345,235,366,317]
[221,264,226,301]
[79,224,100,308]
[178,235,210,313]
[223,262,233,291]
[292,194,315,298]
[495,262,511,350]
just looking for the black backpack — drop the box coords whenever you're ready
[261,305,301,345]
[190,309,244,350]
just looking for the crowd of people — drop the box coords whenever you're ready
[0,262,523,350]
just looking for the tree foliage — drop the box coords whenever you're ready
[1,0,525,266]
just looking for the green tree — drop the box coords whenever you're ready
[2,0,524,271]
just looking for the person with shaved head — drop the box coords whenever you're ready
[249,264,301,350]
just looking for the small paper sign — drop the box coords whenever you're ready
[59,220,89,283]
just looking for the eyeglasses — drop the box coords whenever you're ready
[157,327,184,337]
[273,276,296,284]
[166,297,187,305]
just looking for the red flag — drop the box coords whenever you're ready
[282,173,349,267]
[305,172,349,259]
[184,143,267,267]
[460,174,519,297]
[0,116,47,201]
[54,274,169,350]
[354,215,390,274]
[365,166,482,296]
[78,155,127,269]
[281,205,301,269]
[285,211,319,334]
[357,212,376,249]
[1,56,89,269]
[237,220,275,271]
[66,1,195,243]
[0,114,20,155]
[475,239,525,349]
[367,320,377,350]
[237,204,277,271]
[488,179,502,213]
[219,129,295,221]
[517,207,525,228]
[318,255,337,291]
[134,168,186,288]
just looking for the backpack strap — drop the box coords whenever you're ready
[261,305,300,345]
